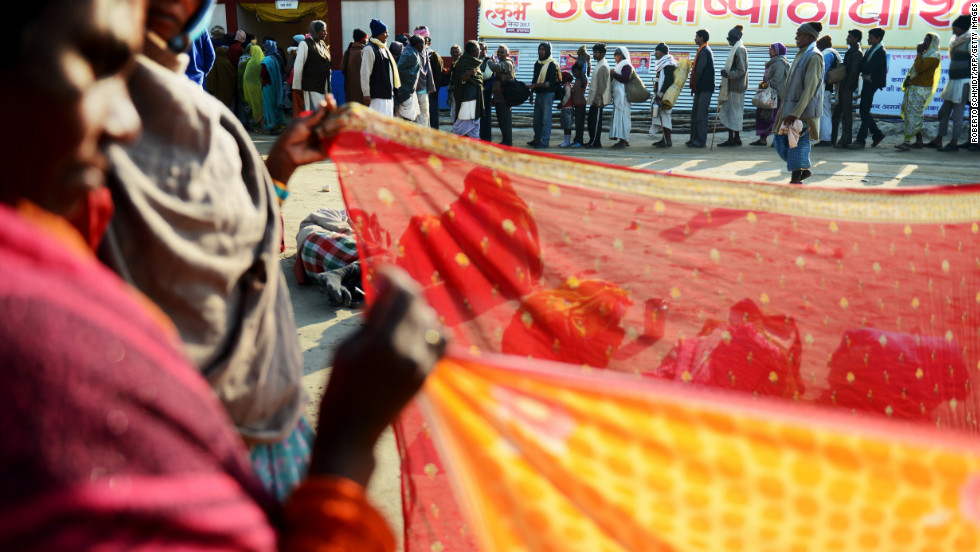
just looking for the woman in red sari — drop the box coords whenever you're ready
[0,1,444,550]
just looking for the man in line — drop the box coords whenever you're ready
[292,20,332,112]
[413,26,436,127]
[527,42,560,149]
[650,42,677,148]
[487,44,516,146]
[341,28,367,106]
[927,15,975,151]
[688,29,715,148]
[774,22,825,184]
[832,29,863,148]
[425,32,444,129]
[849,27,887,149]
[717,25,748,147]
[447,44,462,123]
[479,42,494,141]
[396,35,425,121]
[361,18,400,116]
[815,35,841,147]
[585,42,611,148]
[451,40,484,138]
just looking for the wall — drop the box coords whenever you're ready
[236,6,315,50]
[408,0,466,56]
[203,3,228,33]
[339,0,396,45]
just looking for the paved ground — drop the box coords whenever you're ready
[253,115,977,550]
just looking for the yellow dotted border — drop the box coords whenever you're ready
[329,104,980,224]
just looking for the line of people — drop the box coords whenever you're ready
[441,21,978,156]
[338,19,447,131]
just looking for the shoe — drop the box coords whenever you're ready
[814,140,833,147]
[938,143,959,152]
[847,141,866,150]
[687,142,705,148]
[558,142,571,148]
[718,139,741,147]
[871,134,886,147]
[834,141,850,148]
[895,143,910,151]
[685,140,694,146]
[749,139,767,146]
[799,169,812,182]
[652,139,666,148]
[790,170,803,184]
[526,140,539,147]
[924,141,941,149]
[571,143,583,148]
[910,142,924,149]
[611,142,629,149]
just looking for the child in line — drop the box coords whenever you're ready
[558,71,575,147]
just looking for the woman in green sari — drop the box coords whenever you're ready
[243,44,265,128]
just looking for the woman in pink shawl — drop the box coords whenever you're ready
[750,42,790,146]
[0,0,444,549]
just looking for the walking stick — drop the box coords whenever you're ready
[710,101,720,150]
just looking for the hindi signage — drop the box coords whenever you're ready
[479,0,974,49]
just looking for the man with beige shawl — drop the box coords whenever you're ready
[717,25,748,147]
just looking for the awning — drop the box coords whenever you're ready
[238,2,327,23]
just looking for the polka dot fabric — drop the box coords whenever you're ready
[426,355,980,552]
[325,105,980,552]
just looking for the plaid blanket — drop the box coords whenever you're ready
[299,231,358,279]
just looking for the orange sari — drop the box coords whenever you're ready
[326,104,980,552]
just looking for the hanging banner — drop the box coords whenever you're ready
[479,0,976,49]
[878,52,952,116]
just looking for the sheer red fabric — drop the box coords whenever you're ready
[325,105,980,551]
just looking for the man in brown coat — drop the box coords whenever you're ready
[427,37,445,129]
[341,28,367,105]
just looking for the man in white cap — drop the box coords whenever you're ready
[773,21,825,184]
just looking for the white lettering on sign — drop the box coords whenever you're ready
[275,0,299,10]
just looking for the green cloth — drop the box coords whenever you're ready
[243,44,265,123]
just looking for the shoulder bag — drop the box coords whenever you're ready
[625,70,651,103]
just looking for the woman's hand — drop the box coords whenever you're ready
[265,95,338,183]
[310,266,447,486]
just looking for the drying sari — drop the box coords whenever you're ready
[243,44,265,125]
[261,48,285,132]
[324,104,980,552]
